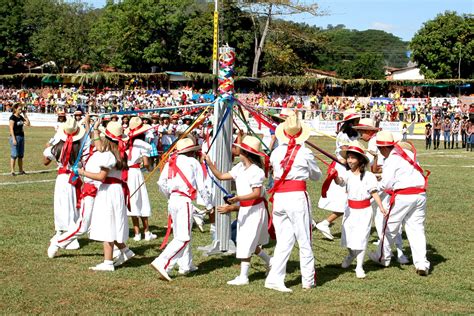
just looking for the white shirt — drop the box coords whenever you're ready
[270,144,321,181]
[158,155,211,208]
[128,139,151,165]
[378,149,425,192]
[339,171,377,201]
[158,124,176,145]
[229,162,265,197]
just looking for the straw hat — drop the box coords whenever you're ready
[175,137,201,154]
[233,136,263,155]
[340,140,370,164]
[125,117,150,137]
[376,130,395,147]
[397,141,415,152]
[57,117,85,142]
[57,110,66,117]
[275,114,310,145]
[102,121,129,142]
[353,118,380,131]
[271,108,296,121]
[341,109,361,122]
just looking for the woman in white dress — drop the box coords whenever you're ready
[333,140,386,278]
[316,109,360,240]
[125,117,155,241]
[78,121,133,271]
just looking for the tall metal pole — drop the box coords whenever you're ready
[205,45,236,255]
[212,0,219,93]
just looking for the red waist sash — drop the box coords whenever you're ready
[129,163,140,168]
[81,183,98,199]
[348,199,371,209]
[103,177,131,211]
[240,197,265,207]
[171,190,193,200]
[273,180,306,193]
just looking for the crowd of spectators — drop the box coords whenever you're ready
[1,86,472,124]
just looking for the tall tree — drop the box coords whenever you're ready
[336,53,385,79]
[410,11,473,79]
[237,0,323,77]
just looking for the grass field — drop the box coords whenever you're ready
[1,126,473,314]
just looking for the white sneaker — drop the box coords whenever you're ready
[227,276,249,286]
[315,222,334,240]
[416,267,429,276]
[341,255,355,268]
[89,262,114,272]
[112,246,122,260]
[114,249,135,267]
[151,260,172,281]
[133,234,142,241]
[65,239,80,250]
[264,282,293,293]
[302,284,315,290]
[178,265,199,275]
[47,242,60,258]
[144,231,157,241]
[397,254,410,265]
[368,252,390,267]
[355,268,366,279]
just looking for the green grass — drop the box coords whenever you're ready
[1,127,473,313]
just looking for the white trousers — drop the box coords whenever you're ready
[155,197,193,271]
[376,193,430,270]
[265,191,315,288]
[57,196,95,248]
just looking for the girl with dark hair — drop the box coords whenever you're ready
[204,135,271,286]
[316,109,360,240]
[43,117,85,250]
[9,103,30,176]
[78,120,133,271]
[333,141,386,279]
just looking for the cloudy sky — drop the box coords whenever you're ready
[83,0,473,41]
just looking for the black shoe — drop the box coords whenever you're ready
[11,172,16,176]
[18,171,26,175]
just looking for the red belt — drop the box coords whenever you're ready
[348,199,371,209]
[240,197,265,207]
[171,190,193,199]
[129,163,140,168]
[239,197,276,240]
[273,180,306,193]
[57,168,71,175]
[103,177,131,211]
[81,183,98,199]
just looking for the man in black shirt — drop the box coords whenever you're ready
[9,103,30,176]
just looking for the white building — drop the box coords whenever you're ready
[386,66,425,80]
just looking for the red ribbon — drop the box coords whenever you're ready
[268,144,302,203]
[321,161,338,198]
[59,129,79,171]
[167,153,197,200]
[280,129,303,168]
[105,130,128,160]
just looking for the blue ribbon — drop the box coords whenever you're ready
[205,99,233,154]
[203,160,230,195]
[70,125,94,181]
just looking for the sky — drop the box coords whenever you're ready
[83,0,473,41]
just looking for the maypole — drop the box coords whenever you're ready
[204,45,237,255]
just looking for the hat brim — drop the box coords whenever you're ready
[177,145,201,154]
[125,124,151,137]
[233,143,263,155]
[99,125,129,142]
[57,125,86,142]
[353,125,380,131]
[275,121,311,145]
[340,148,369,164]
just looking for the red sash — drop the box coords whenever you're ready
[103,176,131,211]
[348,199,371,209]
[321,161,338,198]
[167,154,197,200]
[81,183,98,199]
[273,180,306,193]
[129,163,141,168]
[268,143,303,202]
[160,214,173,250]
[240,197,276,240]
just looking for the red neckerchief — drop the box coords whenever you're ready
[280,129,302,169]
[59,129,79,171]
[392,142,430,189]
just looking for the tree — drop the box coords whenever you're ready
[336,53,385,79]
[410,11,473,79]
[237,0,323,77]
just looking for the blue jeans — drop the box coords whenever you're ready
[9,135,25,159]
[443,131,450,147]
[433,129,441,147]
